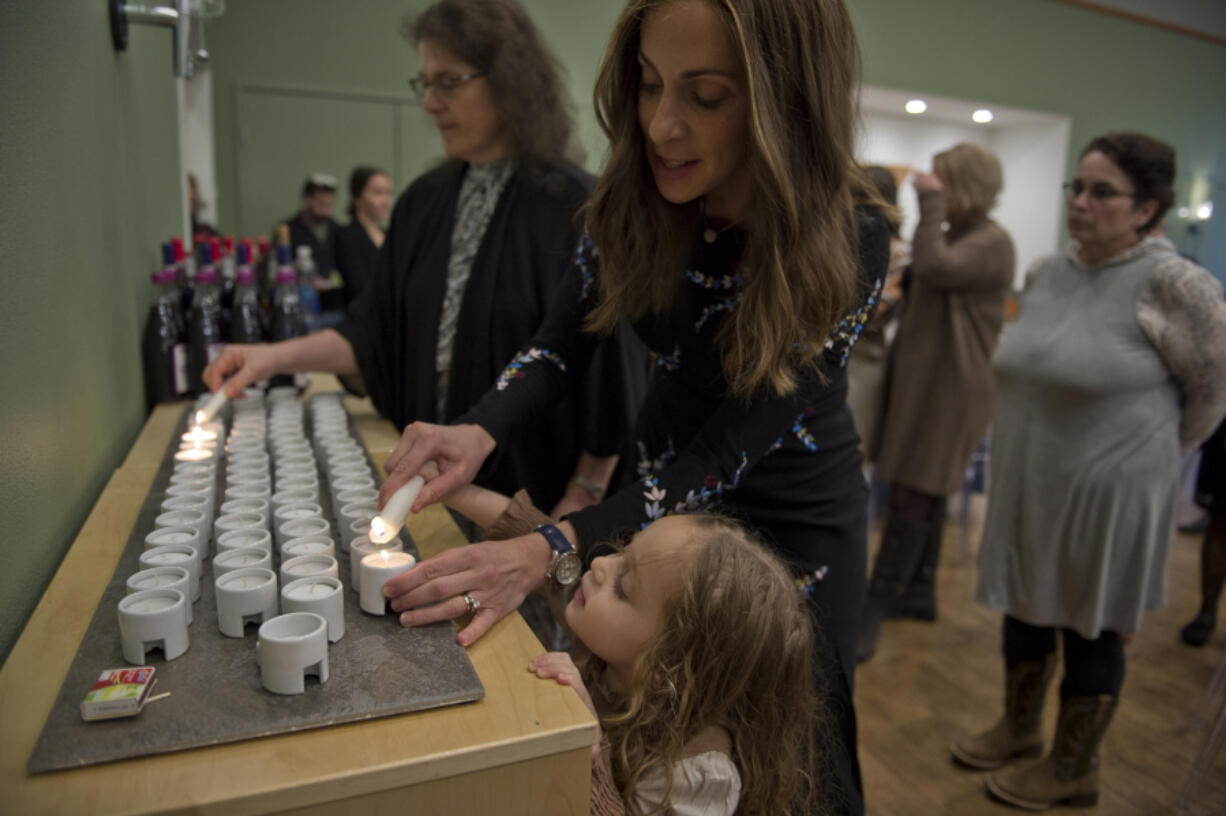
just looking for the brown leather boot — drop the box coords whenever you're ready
[950,654,1057,770]
[984,694,1117,810]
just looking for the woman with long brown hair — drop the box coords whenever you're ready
[377,1,889,811]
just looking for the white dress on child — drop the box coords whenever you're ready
[630,750,741,816]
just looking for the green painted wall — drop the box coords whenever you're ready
[0,4,182,665]
[208,0,1226,273]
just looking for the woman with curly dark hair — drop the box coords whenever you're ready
[952,132,1226,809]
[206,0,639,534]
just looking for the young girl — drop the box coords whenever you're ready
[442,484,821,816]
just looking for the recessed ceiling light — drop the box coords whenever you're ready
[972,108,994,124]
[905,99,927,115]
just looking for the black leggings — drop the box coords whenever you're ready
[1003,615,1125,699]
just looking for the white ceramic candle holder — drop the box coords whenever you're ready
[214,567,279,638]
[117,589,189,663]
[255,612,329,695]
[219,497,269,524]
[270,488,316,511]
[282,536,336,560]
[214,546,273,577]
[224,482,270,503]
[280,554,338,586]
[337,501,378,533]
[174,447,218,466]
[161,494,214,529]
[165,480,214,502]
[214,511,266,544]
[349,537,404,593]
[154,507,210,547]
[277,518,331,552]
[329,463,372,481]
[331,475,376,497]
[125,566,193,624]
[139,544,202,601]
[216,527,273,553]
[335,487,378,507]
[144,525,204,559]
[276,475,319,494]
[281,576,344,642]
[359,550,417,615]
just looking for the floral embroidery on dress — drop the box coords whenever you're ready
[823,277,883,367]
[792,408,818,452]
[574,234,598,303]
[636,438,677,479]
[685,268,744,290]
[494,347,567,391]
[649,345,682,372]
[672,452,749,514]
[695,296,739,333]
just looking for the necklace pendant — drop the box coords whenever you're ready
[703,227,718,244]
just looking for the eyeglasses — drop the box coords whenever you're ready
[408,72,484,102]
[1063,180,1135,202]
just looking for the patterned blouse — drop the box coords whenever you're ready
[435,159,514,419]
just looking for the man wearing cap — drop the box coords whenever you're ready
[276,173,342,291]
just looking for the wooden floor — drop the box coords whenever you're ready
[855,494,1226,816]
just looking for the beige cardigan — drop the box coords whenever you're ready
[874,189,1015,496]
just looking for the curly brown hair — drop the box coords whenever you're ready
[1081,132,1175,235]
[600,514,822,815]
[584,0,887,398]
[403,0,582,176]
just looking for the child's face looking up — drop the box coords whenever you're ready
[565,515,699,682]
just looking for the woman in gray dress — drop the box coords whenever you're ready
[952,132,1226,810]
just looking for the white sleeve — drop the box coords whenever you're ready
[630,751,741,816]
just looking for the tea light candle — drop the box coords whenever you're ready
[214,567,279,638]
[278,517,331,549]
[117,589,189,663]
[162,494,213,528]
[174,446,217,464]
[271,488,316,511]
[195,388,229,425]
[217,527,273,553]
[181,426,219,446]
[349,537,404,592]
[126,566,193,624]
[280,553,338,586]
[369,476,424,544]
[335,487,379,507]
[359,549,417,614]
[154,508,210,551]
[219,497,269,523]
[282,537,336,560]
[224,482,270,503]
[139,544,202,601]
[329,463,372,480]
[144,525,203,558]
[214,546,273,577]
[214,512,266,543]
[281,577,345,642]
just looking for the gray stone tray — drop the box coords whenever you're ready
[28,399,483,773]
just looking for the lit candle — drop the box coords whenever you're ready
[359,549,417,615]
[180,426,219,445]
[195,388,229,425]
[348,537,404,592]
[174,446,217,464]
[369,476,424,544]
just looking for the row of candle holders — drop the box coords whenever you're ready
[117,388,416,695]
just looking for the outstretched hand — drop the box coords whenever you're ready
[379,422,497,513]
[202,344,282,397]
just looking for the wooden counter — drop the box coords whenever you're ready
[0,377,596,815]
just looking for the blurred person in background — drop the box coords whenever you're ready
[858,143,1015,662]
[334,165,393,308]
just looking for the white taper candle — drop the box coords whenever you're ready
[195,388,230,425]
[368,475,424,544]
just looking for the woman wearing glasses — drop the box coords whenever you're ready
[206,0,639,530]
[857,143,1015,664]
[952,132,1226,810]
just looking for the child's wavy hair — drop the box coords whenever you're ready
[600,514,823,815]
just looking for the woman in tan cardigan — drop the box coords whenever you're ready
[857,143,1015,663]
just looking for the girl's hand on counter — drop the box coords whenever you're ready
[383,530,553,646]
[380,422,496,513]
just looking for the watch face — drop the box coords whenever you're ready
[555,553,582,586]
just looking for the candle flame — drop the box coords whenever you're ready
[369,516,389,543]
[195,410,206,425]
[380,549,391,563]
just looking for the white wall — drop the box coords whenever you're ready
[178,67,217,239]
[857,110,1070,288]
